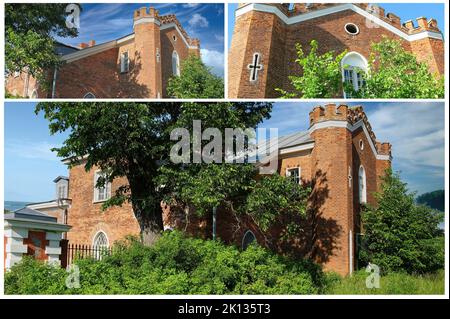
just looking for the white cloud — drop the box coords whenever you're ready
[6,140,61,162]
[367,103,445,170]
[201,48,224,77]
[188,13,209,28]
[183,4,200,8]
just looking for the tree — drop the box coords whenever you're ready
[276,40,347,98]
[167,55,224,98]
[360,169,444,274]
[416,190,444,212]
[36,102,272,245]
[350,37,444,98]
[5,4,80,91]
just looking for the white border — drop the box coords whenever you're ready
[0,0,448,301]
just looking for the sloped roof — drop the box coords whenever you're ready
[5,207,57,223]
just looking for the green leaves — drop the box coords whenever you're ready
[360,169,444,274]
[244,174,311,232]
[5,4,80,93]
[167,55,224,98]
[276,40,346,98]
[353,37,444,98]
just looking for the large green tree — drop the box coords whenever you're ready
[360,169,444,274]
[36,102,272,245]
[167,55,224,98]
[5,3,80,90]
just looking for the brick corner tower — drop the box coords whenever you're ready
[133,6,163,98]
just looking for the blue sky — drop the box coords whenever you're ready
[4,102,444,202]
[228,3,445,48]
[55,3,224,77]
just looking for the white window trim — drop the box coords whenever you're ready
[241,230,256,250]
[285,167,302,185]
[172,50,180,76]
[120,50,130,73]
[93,170,112,203]
[359,165,367,204]
[341,51,368,98]
[92,230,110,248]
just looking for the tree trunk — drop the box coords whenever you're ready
[133,201,164,246]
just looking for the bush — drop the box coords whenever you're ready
[5,231,323,295]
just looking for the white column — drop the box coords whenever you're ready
[4,227,28,270]
[46,232,63,266]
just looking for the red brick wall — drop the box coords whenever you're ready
[23,231,48,261]
[67,163,140,245]
[229,7,444,98]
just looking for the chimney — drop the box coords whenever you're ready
[88,40,96,47]
[79,42,88,49]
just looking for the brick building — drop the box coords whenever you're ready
[46,104,391,276]
[228,3,444,98]
[5,7,200,98]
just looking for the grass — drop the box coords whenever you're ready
[325,269,445,295]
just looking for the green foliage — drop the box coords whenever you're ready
[360,169,444,274]
[350,37,444,98]
[417,190,444,212]
[245,174,311,232]
[276,40,347,98]
[325,269,445,295]
[5,231,323,295]
[36,102,272,242]
[167,55,224,98]
[5,4,80,92]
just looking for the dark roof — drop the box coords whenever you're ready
[54,42,79,55]
[5,207,57,223]
[277,131,313,150]
[53,176,69,183]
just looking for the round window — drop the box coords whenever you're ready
[345,23,359,35]
[359,139,364,150]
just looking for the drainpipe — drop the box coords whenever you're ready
[212,206,217,240]
[51,66,58,98]
[349,230,353,276]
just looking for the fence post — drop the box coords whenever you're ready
[59,239,69,269]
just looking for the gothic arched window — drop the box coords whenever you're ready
[359,165,367,204]
[342,52,367,98]
[242,230,256,250]
[172,51,180,76]
[84,92,96,98]
[93,231,109,260]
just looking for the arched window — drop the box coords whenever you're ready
[92,231,109,260]
[341,52,367,98]
[242,230,256,250]
[172,51,180,76]
[84,92,96,98]
[359,165,367,204]
[30,90,38,99]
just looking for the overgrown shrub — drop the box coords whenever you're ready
[5,231,323,295]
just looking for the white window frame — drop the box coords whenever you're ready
[241,230,256,250]
[286,167,301,185]
[341,52,368,98]
[359,165,367,204]
[93,171,111,203]
[120,51,130,73]
[172,50,180,76]
[92,231,109,260]
[57,184,67,199]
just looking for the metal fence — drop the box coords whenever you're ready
[63,243,112,267]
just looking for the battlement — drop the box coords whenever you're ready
[237,3,441,34]
[309,104,390,156]
[134,7,159,20]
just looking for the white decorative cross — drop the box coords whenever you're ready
[248,53,263,82]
